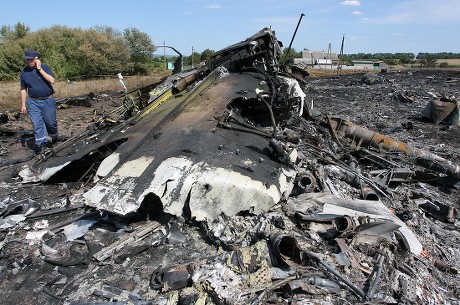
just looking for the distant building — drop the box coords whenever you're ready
[292,50,390,71]
[294,50,339,66]
[352,60,389,71]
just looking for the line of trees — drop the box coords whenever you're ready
[342,53,416,65]
[3,22,458,81]
[417,52,460,59]
[182,48,215,67]
[0,23,229,81]
[0,22,157,81]
[281,50,460,67]
[341,52,460,67]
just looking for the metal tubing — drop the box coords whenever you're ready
[172,70,204,94]
[330,118,460,179]
[333,216,355,232]
[362,188,379,201]
[297,173,315,192]
[258,95,277,137]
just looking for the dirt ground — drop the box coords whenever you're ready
[309,69,460,153]
[0,68,459,304]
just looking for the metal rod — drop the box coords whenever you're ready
[303,249,366,299]
[252,276,297,305]
[368,254,385,298]
[338,34,345,75]
[282,13,305,63]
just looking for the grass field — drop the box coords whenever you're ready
[2,64,458,111]
[0,74,169,111]
[437,59,460,66]
[307,69,369,77]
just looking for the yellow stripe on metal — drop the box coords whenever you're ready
[136,89,173,122]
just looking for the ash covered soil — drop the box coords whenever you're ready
[0,69,459,304]
[309,69,460,154]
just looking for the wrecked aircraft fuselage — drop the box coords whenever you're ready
[33,28,301,222]
[7,27,460,304]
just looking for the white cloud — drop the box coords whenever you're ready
[341,0,361,6]
[352,11,363,15]
[205,4,220,9]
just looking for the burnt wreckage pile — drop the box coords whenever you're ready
[1,28,460,304]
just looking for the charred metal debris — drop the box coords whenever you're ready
[1,28,460,305]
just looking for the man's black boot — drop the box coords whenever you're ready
[33,144,43,155]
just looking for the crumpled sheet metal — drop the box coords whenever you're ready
[32,67,223,182]
[289,192,423,255]
[278,75,306,116]
[151,240,273,302]
[38,162,70,181]
[30,30,302,223]
[85,156,295,221]
[421,96,460,125]
[0,197,40,230]
[80,71,298,220]
[63,219,97,241]
[191,244,273,302]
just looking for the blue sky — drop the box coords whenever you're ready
[1,0,459,56]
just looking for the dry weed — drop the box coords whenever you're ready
[0,74,168,111]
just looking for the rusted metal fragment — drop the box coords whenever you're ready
[329,117,460,179]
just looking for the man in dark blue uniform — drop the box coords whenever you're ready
[20,50,58,154]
